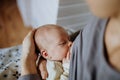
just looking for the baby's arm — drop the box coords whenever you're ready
[38,58,48,79]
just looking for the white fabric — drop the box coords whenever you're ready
[46,60,63,80]
[46,60,69,80]
[60,62,69,80]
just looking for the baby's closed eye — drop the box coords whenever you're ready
[59,41,68,46]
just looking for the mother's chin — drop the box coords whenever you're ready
[86,0,120,18]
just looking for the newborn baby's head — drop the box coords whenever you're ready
[34,24,72,61]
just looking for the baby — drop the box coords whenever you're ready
[34,24,72,80]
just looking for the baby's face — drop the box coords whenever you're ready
[46,31,72,61]
[35,26,72,61]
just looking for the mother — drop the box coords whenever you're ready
[18,0,120,80]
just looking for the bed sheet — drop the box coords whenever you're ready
[0,45,22,80]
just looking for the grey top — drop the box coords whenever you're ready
[69,16,120,80]
[18,16,120,80]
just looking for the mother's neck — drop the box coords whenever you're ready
[111,9,120,26]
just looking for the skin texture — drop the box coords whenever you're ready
[105,17,120,71]
[21,29,38,76]
[86,0,120,18]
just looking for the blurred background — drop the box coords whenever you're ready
[0,0,32,48]
[0,0,91,48]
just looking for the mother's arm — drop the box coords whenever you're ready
[18,30,46,80]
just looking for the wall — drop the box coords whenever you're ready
[57,0,91,32]
[17,0,59,28]
[17,0,91,31]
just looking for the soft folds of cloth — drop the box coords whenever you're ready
[46,60,69,80]
[60,62,69,80]
[46,60,63,80]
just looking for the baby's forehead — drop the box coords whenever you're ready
[35,26,69,42]
[35,26,69,48]
[36,26,66,35]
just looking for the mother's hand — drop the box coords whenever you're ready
[21,29,38,75]
[21,29,48,80]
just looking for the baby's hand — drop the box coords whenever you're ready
[63,41,72,64]
[63,51,70,64]
[38,58,48,79]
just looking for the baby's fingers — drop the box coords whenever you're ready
[66,51,70,60]
[41,71,48,80]
[38,58,48,79]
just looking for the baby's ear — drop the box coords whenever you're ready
[41,50,48,59]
